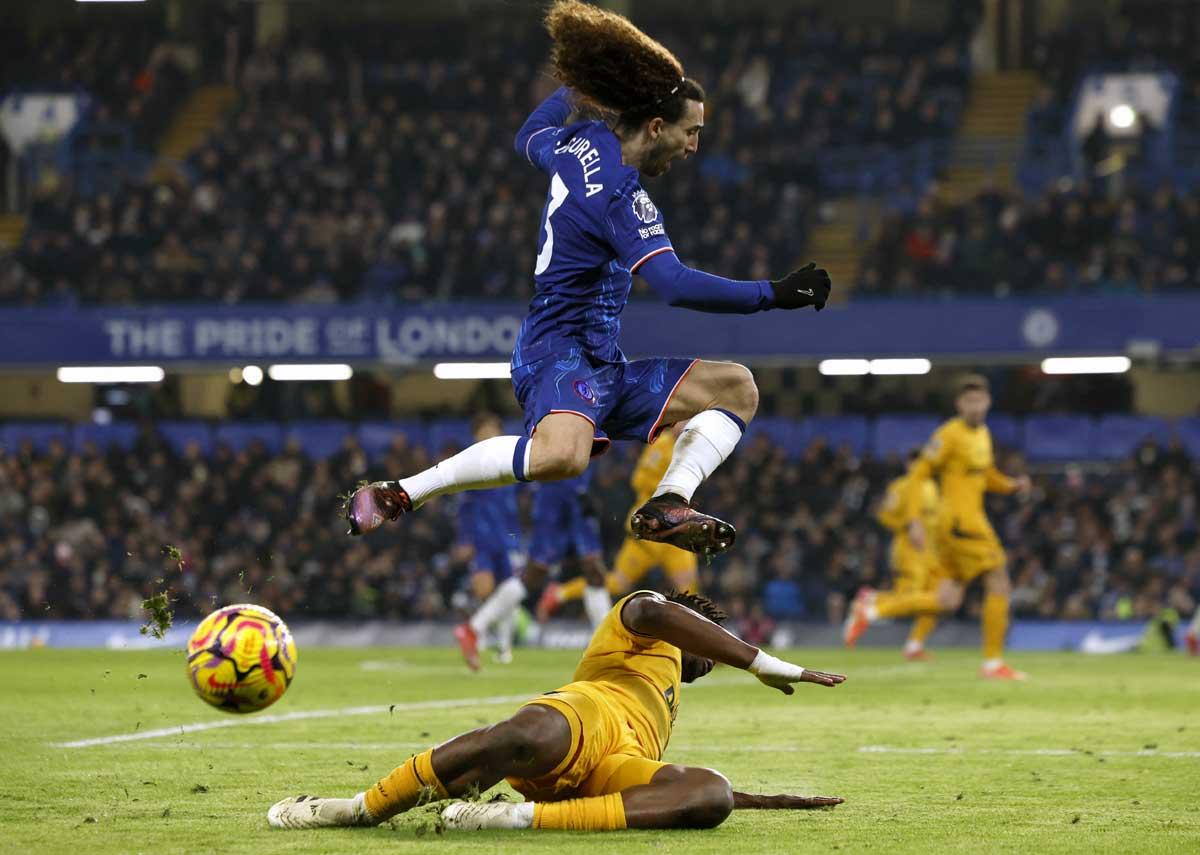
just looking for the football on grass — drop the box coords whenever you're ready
[186,604,297,713]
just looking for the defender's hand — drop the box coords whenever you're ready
[771,262,832,310]
[748,650,846,694]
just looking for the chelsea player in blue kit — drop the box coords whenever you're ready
[453,413,527,670]
[346,0,831,556]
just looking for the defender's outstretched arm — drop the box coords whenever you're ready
[621,592,845,692]
[733,792,844,809]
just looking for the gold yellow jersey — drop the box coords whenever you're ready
[571,592,682,760]
[630,431,677,507]
[877,470,939,538]
[907,417,1015,531]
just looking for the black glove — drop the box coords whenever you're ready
[771,262,832,310]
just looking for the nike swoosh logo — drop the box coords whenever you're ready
[798,289,814,296]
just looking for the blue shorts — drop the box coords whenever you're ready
[470,545,518,581]
[528,488,603,565]
[512,351,697,455]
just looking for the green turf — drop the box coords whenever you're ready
[1,646,1197,854]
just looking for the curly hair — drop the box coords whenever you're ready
[544,0,705,130]
[665,590,728,625]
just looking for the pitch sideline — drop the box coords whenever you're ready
[51,693,532,749]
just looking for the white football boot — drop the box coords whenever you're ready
[267,793,375,829]
[441,800,535,830]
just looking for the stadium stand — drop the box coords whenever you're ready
[0,418,1194,628]
[2,11,971,305]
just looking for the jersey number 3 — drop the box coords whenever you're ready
[534,173,570,275]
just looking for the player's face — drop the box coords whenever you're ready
[643,100,704,177]
[956,389,991,426]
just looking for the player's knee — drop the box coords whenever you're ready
[985,568,1011,597]
[721,363,759,420]
[937,582,963,611]
[486,706,571,776]
[677,768,734,829]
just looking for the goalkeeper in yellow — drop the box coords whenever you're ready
[844,375,1030,680]
[539,425,698,621]
[843,449,943,660]
[267,591,845,832]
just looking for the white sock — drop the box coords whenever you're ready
[982,657,1004,670]
[495,611,516,655]
[469,576,527,635]
[652,410,744,503]
[513,802,535,827]
[582,585,613,627]
[402,436,530,509]
[904,639,924,653]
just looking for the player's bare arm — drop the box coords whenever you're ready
[621,592,846,692]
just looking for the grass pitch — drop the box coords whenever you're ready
[1,646,1197,854]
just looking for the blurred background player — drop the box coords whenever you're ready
[452,413,527,670]
[344,0,832,557]
[526,471,613,628]
[540,424,697,621]
[844,448,941,659]
[1185,609,1199,655]
[846,375,1031,680]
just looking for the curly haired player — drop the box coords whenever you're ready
[267,591,845,832]
[344,0,832,557]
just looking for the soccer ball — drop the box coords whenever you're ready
[185,604,297,714]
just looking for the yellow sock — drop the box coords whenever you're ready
[364,748,447,821]
[909,614,938,646]
[558,577,587,603]
[982,592,1010,661]
[533,793,627,830]
[875,590,940,619]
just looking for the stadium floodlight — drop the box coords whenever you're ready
[56,366,164,384]
[1041,356,1132,375]
[242,365,264,386]
[869,358,932,375]
[818,359,871,376]
[267,364,353,382]
[1109,104,1137,129]
[433,362,512,380]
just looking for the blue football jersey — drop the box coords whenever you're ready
[513,89,674,369]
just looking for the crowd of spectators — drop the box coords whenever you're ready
[2,10,972,306]
[0,420,1194,635]
[857,182,1200,297]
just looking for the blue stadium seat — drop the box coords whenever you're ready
[284,421,352,459]
[871,415,940,460]
[1093,416,1172,460]
[1175,417,1200,458]
[800,417,869,456]
[1024,415,1095,461]
[987,413,1022,450]
[214,422,284,454]
[356,421,430,459]
[2,421,70,452]
[73,421,139,453]
[427,419,474,454]
[157,421,214,455]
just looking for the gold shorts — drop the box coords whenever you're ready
[507,681,667,802]
[612,537,698,590]
[933,521,1005,583]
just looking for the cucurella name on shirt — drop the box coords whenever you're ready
[554,135,605,197]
